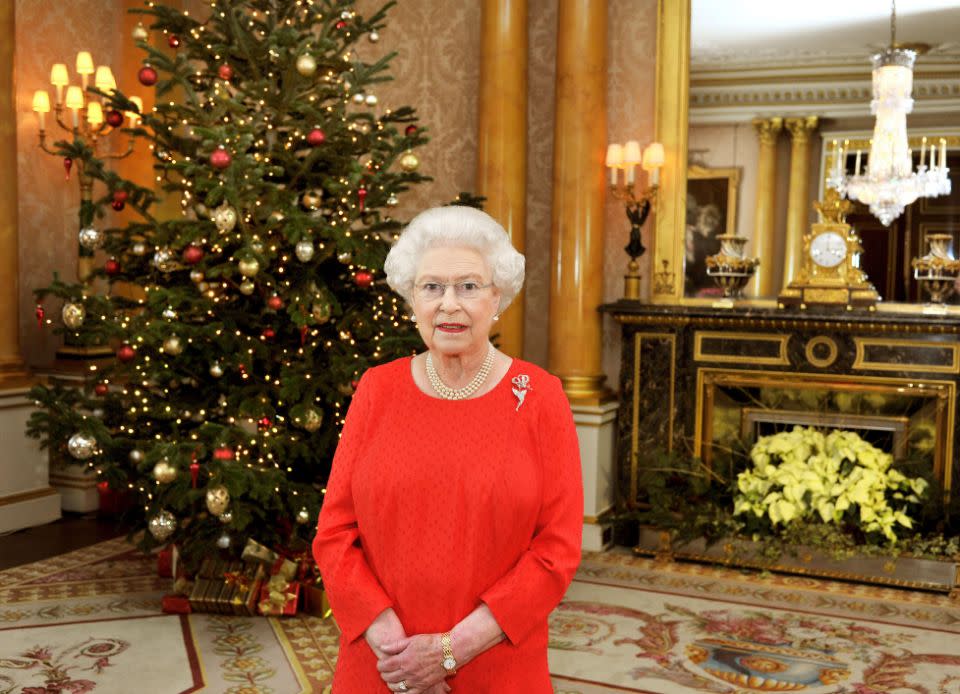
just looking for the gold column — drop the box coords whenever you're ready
[548,0,608,402]
[783,116,819,285]
[477,0,527,358]
[0,4,29,385]
[749,117,783,297]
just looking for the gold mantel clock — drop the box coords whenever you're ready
[778,189,879,309]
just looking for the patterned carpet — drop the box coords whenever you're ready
[2,539,959,693]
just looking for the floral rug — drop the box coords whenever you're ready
[2,540,960,693]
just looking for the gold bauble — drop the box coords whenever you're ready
[148,510,176,541]
[239,280,256,295]
[238,257,260,277]
[132,23,148,41]
[205,484,231,516]
[212,204,238,232]
[301,189,322,210]
[162,335,183,355]
[311,302,332,324]
[296,507,311,524]
[269,210,285,224]
[399,151,420,172]
[300,406,323,432]
[61,302,86,329]
[296,53,317,76]
[152,460,177,484]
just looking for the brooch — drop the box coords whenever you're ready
[511,375,532,411]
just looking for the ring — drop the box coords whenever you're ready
[398,682,408,692]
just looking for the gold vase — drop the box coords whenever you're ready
[706,235,760,299]
[912,233,960,305]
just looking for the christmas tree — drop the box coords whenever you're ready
[27,0,429,571]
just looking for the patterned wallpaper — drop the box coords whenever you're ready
[13,0,659,391]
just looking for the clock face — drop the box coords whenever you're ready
[810,232,847,268]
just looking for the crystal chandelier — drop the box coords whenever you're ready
[828,1,951,226]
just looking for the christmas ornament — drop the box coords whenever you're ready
[190,269,205,283]
[216,533,231,549]
[117,344,136,362]
[132,23,148,41]
[167,34,180,48]
[209,362,224,378]
[131,241,147,256]
[129,448,145,464]
[296,53,317,76]
[105,258,120,275]
[258,416,272,431]
[307,128,326,146]
[337,251,352,264]
[162,307,177,320]
[352,92,365,104]
[299,406,323,432]
[61,302,86,329]
[400,150,420,171]
[251,240,264,254]
[212,204,237,231]
[300,325,309,346]
[238,257,260,277]
[405,124,418,137]
[296,507,311,524]
[148,510,176,541]
[63,157,72,180]
[365,94,378,106]
[153,460,177,483]
[301,189,322,210]
[78,227,103,250]
[113,190,128,204]
[35,304,44,329]
[239,280,256,295]
[138,65,158,86]
[268,210,285,224]
[261,327,275,340]
[205,485,230,516]
[218,64,233,80]
[153,248,177,272]
[369,31,380,43]
[94,382,109,396]
[336,20,347,29]
[67,432,97,459]
[267,295,283,310]
[111,199,125,211]
[210,148,232,169]
[341,10,353,19]
[190,459,200,487]
[355,271,374,288]
[387,193,399,206]
[218,510,233,524]
[213,446,234,461]
[357,187,367,211]
[295,239,315,262]
[162,335,183,355]
[106,109,124,127]
[311,302,332,323]
[182,245,204,265]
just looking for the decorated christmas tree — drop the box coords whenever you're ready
[28,0,429,572]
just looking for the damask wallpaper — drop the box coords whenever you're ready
[13,0,658,391]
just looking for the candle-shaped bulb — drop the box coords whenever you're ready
[32,90,50,129]
[623,140,641,184]
[50,63,69,104]
[127,96,143,127]
[605,143,623,185]
[65,85,84,127]
[87,101,104,126]
[642,142,664,187]
[94,66,116,95]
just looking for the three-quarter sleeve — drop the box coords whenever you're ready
[313,373,393,643]
[479,375,583,645]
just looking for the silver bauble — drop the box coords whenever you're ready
[369,31,380,43]
[238,257,260,277]
[162,335,183,355]
[61,302,86,329]
[337,251,352,264]
[296,507,311,524]
[341,10,352,19]
[387,194,399,207]
[364,94,378,106]
[129,448,145,464]
[78,227,103,250]
[205,484,230,516]
[131,241,148,256]
[162,307,177,320]
[239,280,256,295]
[152,460,177,483]
[352,92,365,104]
[67,432,97,460]
[300,406,323,432]
[132,22,148,41]
[216,532,231,549]
[92,407,104,418]
[148,510,176,542]
[190,269,205,283]
[218,510,233,524]
[295,240,315,262]
[311,302,331,324]
[296,53,317,76]
[212,204,238,232]
[209,362,224,378]
[153,248,177,272]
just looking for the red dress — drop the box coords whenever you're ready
[313,356,583,693]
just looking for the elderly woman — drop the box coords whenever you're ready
[313,205,583,693]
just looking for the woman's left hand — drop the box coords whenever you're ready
[376,634,447,693]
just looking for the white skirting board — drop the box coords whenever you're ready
[572,400,619,552]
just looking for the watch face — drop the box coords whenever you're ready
[810,232,847,268]
[443,657,457,671]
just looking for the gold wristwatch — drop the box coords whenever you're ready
[440,632,457,674]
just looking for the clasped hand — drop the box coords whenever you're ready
[366,609,451,694]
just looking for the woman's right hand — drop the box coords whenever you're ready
[365,608,407,660]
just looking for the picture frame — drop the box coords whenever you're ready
[684,165,741,298]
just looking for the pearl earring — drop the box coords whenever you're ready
[493,314,500,322]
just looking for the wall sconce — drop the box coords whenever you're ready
[607,140,663,299]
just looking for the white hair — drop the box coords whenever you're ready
[384,206,525,313]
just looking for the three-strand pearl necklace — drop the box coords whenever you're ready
[426,344,495,400]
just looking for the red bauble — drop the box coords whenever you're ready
[300,325,309,346]
[213,446,234,461]
[35,304,45,329]
[357,187,367,212]
[218,63,233,80]
[189,461,200,488]
[267,295,283,310]
[117,344,136,362]
[354,270,374,288]
[336,20,347,29]
[405,124,418,136]
[167,34,180,48]
[94,383,109,396]
[106,110,124,127]
[258,416,272,431]
[351,379,359,390]
[113,190,129,203]
[104,258,121,275]
[210,148,232,169]
[261,327,276,340]
[138,66,158,86]
[111,199,125,211]
[307,128,326,146]
[63,157,73,181]
[182,244,204,265]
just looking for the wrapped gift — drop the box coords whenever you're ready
[161,594,192,614]
[224,563,266,616]
[301,582,330,617]
[189,558,227,613]
[241,538,279,566]
[157,545,181,579]
[258,560,300,616]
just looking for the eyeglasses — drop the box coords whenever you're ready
[415,281,493,301]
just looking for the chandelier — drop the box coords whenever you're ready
[828,0,951,226]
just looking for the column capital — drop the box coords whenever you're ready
[752,117,783,146]
[785,116,819,144]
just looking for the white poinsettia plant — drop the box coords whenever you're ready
[734,426,929,544]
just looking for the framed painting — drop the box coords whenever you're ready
[684,165,741,298]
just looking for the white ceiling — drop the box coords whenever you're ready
[692,0,960,68]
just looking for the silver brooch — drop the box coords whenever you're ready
[512,375,532,411]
